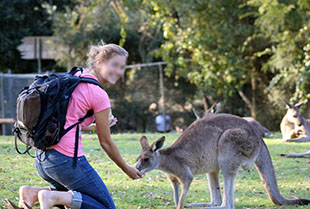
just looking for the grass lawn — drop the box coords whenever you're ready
[0,132,310,209]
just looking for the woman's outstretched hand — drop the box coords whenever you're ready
[125,166,144,180]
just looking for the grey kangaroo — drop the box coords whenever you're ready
[136,114,310,209]
[281,99,310,142]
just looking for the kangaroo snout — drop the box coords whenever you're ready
[135,162,142,172]
[134,163,148,176]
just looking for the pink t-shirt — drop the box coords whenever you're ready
[51,71,111,157]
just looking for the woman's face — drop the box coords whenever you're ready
[97,55,126,85]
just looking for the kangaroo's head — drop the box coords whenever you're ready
[284,99,307,126]
[135,136,165,174]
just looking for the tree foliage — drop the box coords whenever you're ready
[142,0,310,127]
[3,0,310,130]
[0,0,51,72]
[0,0,77,72]
[52,0,163,69]
[253,0,310,101]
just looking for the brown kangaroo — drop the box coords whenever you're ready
[281,100,310,142]
[135,114,310,209]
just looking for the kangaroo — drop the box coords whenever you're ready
[280,151,310,158]
[281,100,310,142]
[135,114,310,209]
[242,117,271,137]
[192,103,221,119]
[193,103,271,137]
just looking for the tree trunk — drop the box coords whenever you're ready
[251,69,257,119]
[238,90,256,118]
[238,68,257,119]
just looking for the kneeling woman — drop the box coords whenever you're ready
[5,43,143,209]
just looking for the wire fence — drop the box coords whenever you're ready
[0,73,36,135]
[0,62,173,135]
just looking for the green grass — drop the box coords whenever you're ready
[0,132,310,209]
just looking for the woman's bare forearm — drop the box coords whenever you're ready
[99,138,129,173]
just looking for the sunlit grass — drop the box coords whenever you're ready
[0,133,310,209]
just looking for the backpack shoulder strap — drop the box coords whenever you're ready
[61,67,104,168]
[61,109,94,168]
[69,66,103,89]
[69,66,83,76]
[79,77,104,90]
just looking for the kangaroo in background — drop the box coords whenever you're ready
[135,114,310,209]
[280,150,310,158]
[193,103,271,137]
[242,117,271,137]
[281,100,310,142]
[192,103,221,119]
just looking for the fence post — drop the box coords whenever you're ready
[158,64,166,132]
[0,72,5,135]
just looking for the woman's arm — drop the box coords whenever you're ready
[95,108,143,179]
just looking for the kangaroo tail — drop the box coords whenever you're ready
[285,137,310,143]
[254,141,310,205]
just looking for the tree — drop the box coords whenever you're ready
[141,0,310,128]
[142,0,267,118]
[52,0,163,69]
[0,0,76,73]
[250,0,310,117]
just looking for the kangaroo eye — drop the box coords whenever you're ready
[143,158,150,162]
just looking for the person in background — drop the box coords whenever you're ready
[155,113,171,133]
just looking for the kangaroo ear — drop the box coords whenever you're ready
[206,104,215,114]
[140,136,149,150]
[210,103,218,114]
[214,102,222,114]
[284,100,294,109]
[192,108,201,120]
[295,99,308,108]
[151,136,165,152]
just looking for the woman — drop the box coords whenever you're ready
[5,43,144,209]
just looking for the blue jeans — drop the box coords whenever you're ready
[35,149,116,209]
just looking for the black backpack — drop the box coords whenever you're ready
[13,66,102,167]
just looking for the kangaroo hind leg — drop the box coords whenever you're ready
[185,168,222,208]
[207,168,222,206]
[216,128,257,209]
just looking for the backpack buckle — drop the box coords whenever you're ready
[13,127,21,135]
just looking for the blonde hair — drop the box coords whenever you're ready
[86,42,128,70]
